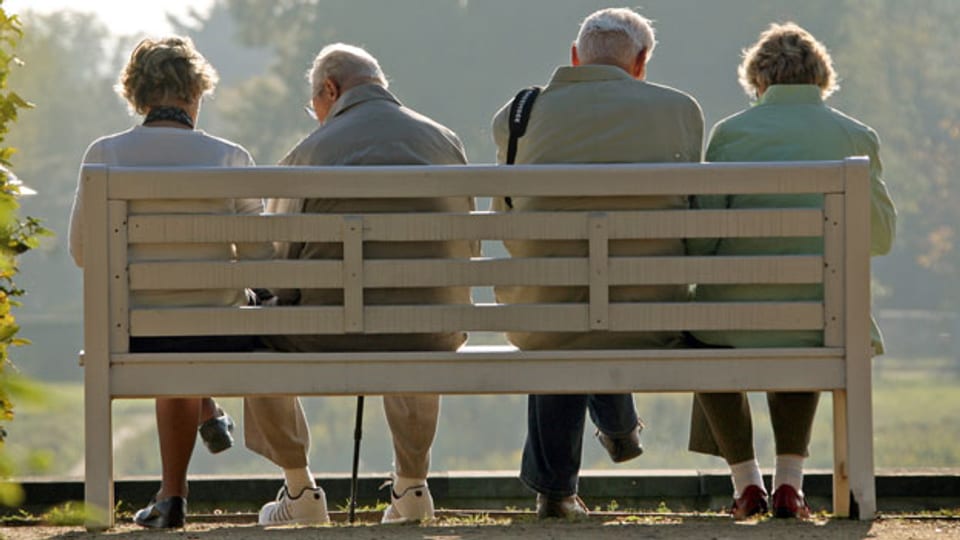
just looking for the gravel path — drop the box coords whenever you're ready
[3,513,958,539]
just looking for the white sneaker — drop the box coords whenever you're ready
[258,484,329,526]
[381,477,435,524]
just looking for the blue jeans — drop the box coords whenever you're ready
[520,393,638,497]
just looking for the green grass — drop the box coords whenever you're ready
[5,359,958,478]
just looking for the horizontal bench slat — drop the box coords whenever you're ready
[107,347,846,397]
[607,303,823,332]
[126,209,824,243]
[129,302,823,336]
[103,161,848,200]
[111,346,844,363]
[130,255,824,290]
[128,214,345,243]
[608,255,823,285]
[130,260,344,289]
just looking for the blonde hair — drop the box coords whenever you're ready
[308,43,387,96]
[739,22,838,99]
[117,36,219,115]
[575,7,656,67]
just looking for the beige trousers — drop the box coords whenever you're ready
[244,394,439,479]
[243,332,463,479]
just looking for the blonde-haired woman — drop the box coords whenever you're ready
[68,36,272,528]
[687,23,896,520]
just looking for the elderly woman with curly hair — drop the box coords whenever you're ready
[686,23,897,520]
[68,36,272,528]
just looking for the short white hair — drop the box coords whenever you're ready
[575,8,656,67]
[307,43,388,96]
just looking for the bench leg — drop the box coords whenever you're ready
[832,389,851,517]
[84,381,114,530]
[846,366,877,520]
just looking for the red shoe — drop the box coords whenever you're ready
[771,484,811,519]
[730,484,768,520]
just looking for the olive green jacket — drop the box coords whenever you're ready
[491,65,704,349]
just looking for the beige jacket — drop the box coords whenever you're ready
[491,65,704,349]
[265,84,477,352]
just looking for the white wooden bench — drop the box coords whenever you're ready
[79,158,876,527]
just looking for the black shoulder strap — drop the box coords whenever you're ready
[504,86,541,208]
[506,86,541,165]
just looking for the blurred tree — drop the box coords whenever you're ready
[6,11,132,319]
[0,10,135,384]
[829,0,960,309]
[9,11,132,222]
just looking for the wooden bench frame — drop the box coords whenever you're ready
[80,158,876,527]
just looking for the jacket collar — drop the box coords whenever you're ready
[757,85,824,106]
[327,83,401,119]
[549,64,635,84]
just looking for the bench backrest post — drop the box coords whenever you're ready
[588,212,609,330]
[109,201,130,353]
[841,156,876,517]
[342,216,364,333]
[81,164,116,528]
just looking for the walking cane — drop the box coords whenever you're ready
[349,395,364,524]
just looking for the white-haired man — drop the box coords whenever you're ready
[244,43,476,527]
[490,8,703,519]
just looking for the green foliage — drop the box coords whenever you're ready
[40,501,89,526]
[0,0,51,505]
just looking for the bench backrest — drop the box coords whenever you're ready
[80,158,871,356]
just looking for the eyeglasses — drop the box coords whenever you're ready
[304,103,318,121]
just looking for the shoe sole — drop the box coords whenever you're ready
[610,445,644,463]
[134,502,186,528]
[381,517,427,525]
[199,416,235,454]
[259,518,330,527]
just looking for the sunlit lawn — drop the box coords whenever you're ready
[6,356,958,477]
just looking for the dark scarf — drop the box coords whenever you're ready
[143,106,194,129]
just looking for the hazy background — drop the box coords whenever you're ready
[3,0,959,481]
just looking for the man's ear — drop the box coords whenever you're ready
[571,43,580,66]
[632,48,648,79]
[323,78,340,100]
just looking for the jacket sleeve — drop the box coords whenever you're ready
[68,141,106,268]
[863,129,897,256]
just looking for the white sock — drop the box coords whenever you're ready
[729,459,765,499]
[393,476,427,495]
[774,454,804,493]
[283,467,317,496]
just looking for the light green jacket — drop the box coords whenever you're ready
[689,85,897,353]
[491,65,704,349]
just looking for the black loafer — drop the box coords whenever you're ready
[595,420,644,463]
[199,409,235,454]
[134,496,186,528]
